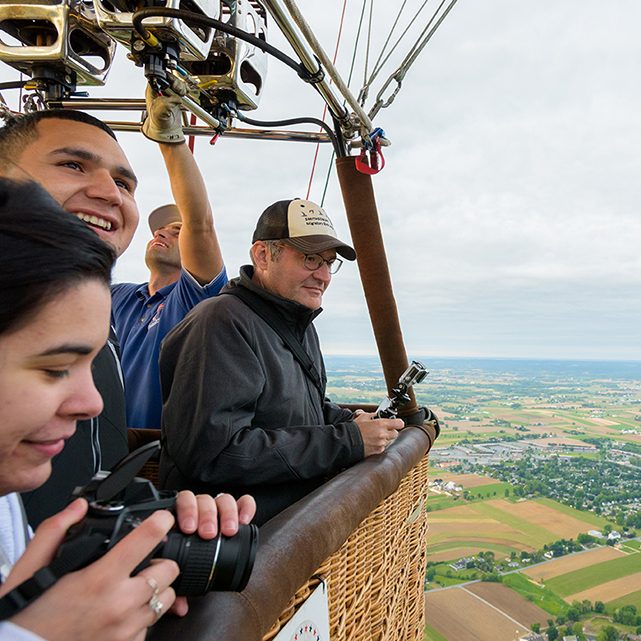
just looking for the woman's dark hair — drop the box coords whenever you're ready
[0,178,116,335]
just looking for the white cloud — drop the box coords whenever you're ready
[5,0,641,359]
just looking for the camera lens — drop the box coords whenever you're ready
[159,523,258,596]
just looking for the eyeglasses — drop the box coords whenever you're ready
[302,253,343,274]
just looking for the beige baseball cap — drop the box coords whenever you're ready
[252,199,356,260]
[148,204,181,233]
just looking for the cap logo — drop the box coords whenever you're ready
[288,200,337,238]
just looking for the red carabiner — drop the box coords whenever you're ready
[355,139,385,175]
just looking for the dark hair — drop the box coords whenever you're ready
[0,109,117,160]
[0,178,116,335]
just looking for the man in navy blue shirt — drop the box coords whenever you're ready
[112,87,227,429]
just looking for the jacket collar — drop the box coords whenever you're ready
[227,265,322,333]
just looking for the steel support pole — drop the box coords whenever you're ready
[335,155,417,413]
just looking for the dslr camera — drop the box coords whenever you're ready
[0,442,258,620]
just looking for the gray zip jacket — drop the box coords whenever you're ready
[159,265,364,524]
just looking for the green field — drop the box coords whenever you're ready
[427,482,511,512]
[607,589,641,611]
[427,495,463,511]
[620,540,641,551]
[428,562,481,586]
[502,573,569,616]
[467,482,510,499]
[424,623,449,641]
[546,552,641,597]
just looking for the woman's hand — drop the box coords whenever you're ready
[170,491,256,616]
[5,506,179,641]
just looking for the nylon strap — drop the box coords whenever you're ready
[222,288,325,399]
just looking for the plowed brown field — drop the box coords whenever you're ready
[466,582,549,627]
[487,499,594,539]
[428,547,485,563]
[425,586,535,641]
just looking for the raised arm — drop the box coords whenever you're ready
[142,85,224,284]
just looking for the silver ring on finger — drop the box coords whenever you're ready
[148,594,163,620]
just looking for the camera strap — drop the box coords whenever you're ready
[0,532,106,620]
[0,566,58,620]
[222,287,325,398]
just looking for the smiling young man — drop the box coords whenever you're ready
[158,198,405,525]
[0,95,225,522]
[0,110,135,525]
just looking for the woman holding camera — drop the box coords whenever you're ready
[0,179,255,641]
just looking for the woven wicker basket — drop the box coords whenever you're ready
[263,455,429,641]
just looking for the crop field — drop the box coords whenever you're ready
[465,582,549,627]
[425,587,531,641]
[498,499,604,540]
[621,540,641,552]
[523,547,624,582]
[568,572,641,604]
[534,498,611,528]
[608,589,641,612]
[501,573,569,616]
[427,504,531,554]
[427,498,601,555]
[546,552,641,597]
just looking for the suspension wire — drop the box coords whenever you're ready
[280,0,373,135]
[367,0,459,120]
[306,0,349,200]
[400,0,458,72]
[320,0,369,207]
[360,0,374,106]
[360,0,432,103]
[367,0,410,92]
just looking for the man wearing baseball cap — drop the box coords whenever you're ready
[158,198,404,525]
[111,95,227,430]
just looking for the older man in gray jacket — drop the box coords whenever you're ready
[159,198,404,524]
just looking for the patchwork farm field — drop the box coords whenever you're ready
[546,551,641,597]
[427,498,601,558]
[523,546,624,582]
[568,571,641,604]
[425,587,532,641]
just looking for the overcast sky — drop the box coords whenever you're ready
[3,1,641,361]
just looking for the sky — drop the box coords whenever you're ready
[2,1,641,360]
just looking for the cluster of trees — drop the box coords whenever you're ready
[543,538,583,557]
[612,604,641,628]
[531,603,641,641]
